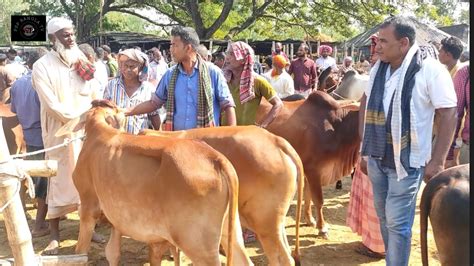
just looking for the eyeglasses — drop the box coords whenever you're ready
[121,63,140,70]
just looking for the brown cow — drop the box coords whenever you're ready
[142,125,303,265]
[257,91,360,238]
[60,100,250,265]
[420,164,469,266]
[0,103,26,155]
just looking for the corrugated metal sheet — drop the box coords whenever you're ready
[345,16,466,48]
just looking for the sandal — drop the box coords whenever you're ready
[355,245,385,259]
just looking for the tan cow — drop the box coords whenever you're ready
[141,125,303,265]
[257,91,361,238]
[0,103,26,155]
[60,100,249,265]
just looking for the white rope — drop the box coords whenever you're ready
[0,134,86,164]
[0,134,85,212]
[330,90,347,100]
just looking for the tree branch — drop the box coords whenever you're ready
[59,0,75,23]
[204,0,234,39]
[109,8,179,28]
[144,3,187,25]
[226,0,273,38]
[186,0,205,35]
[260,14,314,39]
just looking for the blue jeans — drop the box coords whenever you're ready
[367,158,423,266]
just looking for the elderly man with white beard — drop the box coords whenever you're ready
[31,17,104,255]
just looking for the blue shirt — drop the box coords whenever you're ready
[10,71,43,147]
[154,62,234,130]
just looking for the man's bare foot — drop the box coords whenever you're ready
[92,232,106,244]
[42,240,60,255]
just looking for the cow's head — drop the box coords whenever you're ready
[331,70,368,101]
[55,99,126,137]
[90,99,126,130]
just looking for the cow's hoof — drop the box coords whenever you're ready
[335,180,342,190]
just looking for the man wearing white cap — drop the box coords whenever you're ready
[31,17,102,255]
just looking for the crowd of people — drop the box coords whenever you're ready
[0,15,469,265]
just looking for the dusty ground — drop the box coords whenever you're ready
[0,176,440,265]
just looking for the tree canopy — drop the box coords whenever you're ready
[0,0,469,45]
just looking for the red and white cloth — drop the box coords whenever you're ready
[224,41,255,104]
[347,162,385,253]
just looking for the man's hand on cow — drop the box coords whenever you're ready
[423,160,445,183]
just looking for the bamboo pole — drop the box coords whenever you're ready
[0,118,37,266]
[13,159,57,178]
[0,254,88,266]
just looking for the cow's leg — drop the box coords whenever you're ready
[169,244,181,266]
[172,222,222,266]
[220,211,253,266]
[257,229,293,266]
[308,178,328,238]
[105,227,121,266]
[281,224,291,255]
[303,178,316,227]
[242,198,292,266]
[149,241,179,266]
[75,202,101,253]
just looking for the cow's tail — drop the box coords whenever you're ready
[420,175,449,266]
[219,156,239,266]
[279,138,303,266]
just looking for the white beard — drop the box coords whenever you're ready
[54,41,85,66]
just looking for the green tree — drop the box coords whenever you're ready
[0,0,29,45]
[21,0,466,44]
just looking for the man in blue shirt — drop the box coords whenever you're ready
[126,26,236,130]
[10,48,49,237]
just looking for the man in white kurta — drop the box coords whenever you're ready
[32,17,98,255]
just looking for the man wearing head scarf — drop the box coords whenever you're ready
[223,41,283,127]
[31,17,102,255]
[316,45,337,73]
[263,55,294,98]
[126,26,236,130]
[104,48,163,133]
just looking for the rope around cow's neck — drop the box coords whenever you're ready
[330,90,347,100]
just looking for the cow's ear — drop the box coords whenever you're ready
[340,102,360,111]
[55,112,87,137]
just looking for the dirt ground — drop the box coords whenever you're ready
[0,176,440,265]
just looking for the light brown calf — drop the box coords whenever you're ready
[61,100,249,265]
[142,126,303,265]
